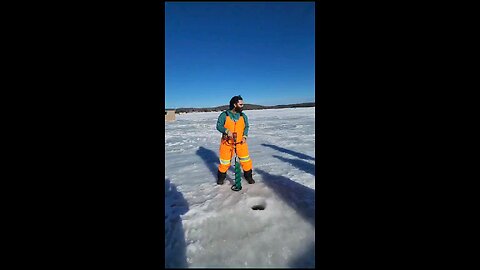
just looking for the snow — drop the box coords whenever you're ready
[165,107,315,268]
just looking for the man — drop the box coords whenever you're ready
[216,95,254,185]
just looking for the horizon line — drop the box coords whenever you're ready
[165,101,315,110]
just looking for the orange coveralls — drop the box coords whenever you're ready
[218,114,252,173]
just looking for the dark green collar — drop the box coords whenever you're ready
[226,110,243,120]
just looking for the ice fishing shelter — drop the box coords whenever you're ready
[165,109,176,122]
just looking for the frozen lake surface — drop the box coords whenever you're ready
[165,107,315,268]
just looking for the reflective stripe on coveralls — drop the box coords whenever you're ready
[238,155,250,163]
[219,158,231,165]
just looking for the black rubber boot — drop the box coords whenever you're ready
[217,170,226,185]
[244,170,255,184]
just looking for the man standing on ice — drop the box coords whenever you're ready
[216,95,255,185]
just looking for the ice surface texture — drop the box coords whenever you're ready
[165,107,315,268]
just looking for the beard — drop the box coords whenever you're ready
[235,107,243,113]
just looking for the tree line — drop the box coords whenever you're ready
[174,102,315,114]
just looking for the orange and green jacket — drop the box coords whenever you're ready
[216,110,249,138]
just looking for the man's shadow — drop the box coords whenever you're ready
[165,179,190,268]
[196,146,234,185]
[261,143,315,161]
[272,155,315,177]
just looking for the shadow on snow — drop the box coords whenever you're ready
[288,241,315,268]
[254,169,315,226]
[254,169,315,268]
[272,155,315,177]
[165,179,189,268]
[261,143,315,161]
[196,146,234,185]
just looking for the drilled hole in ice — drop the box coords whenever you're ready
[251,204,265,210]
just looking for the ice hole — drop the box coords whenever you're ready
[251,204,265,210]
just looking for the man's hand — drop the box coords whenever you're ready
[242,136,247,144]
[225,129,233,139]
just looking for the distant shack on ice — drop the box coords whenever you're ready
[165,109,176,122]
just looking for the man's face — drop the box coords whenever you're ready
[235,100,244,112]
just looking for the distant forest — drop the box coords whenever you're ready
[174,102,315,114]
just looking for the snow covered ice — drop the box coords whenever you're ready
[165,107,315,268]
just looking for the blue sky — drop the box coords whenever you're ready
[165,2,315,108]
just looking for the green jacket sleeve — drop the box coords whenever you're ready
[243,113,249,137]
[216,112,227,134]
